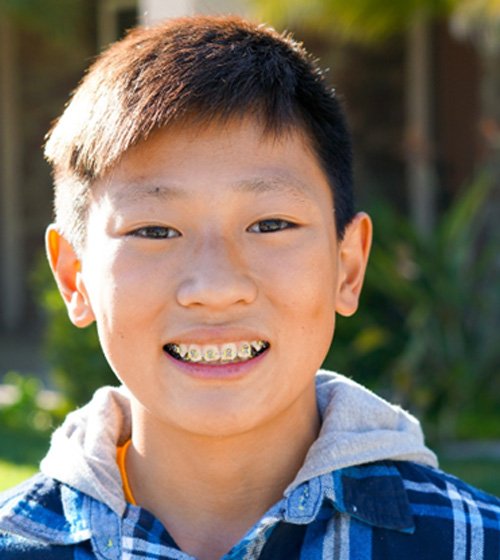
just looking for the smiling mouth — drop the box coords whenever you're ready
[164,340,270,365]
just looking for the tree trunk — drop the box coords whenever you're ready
[0,18,24,331]
[406,15,437,237]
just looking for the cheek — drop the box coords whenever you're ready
[262,240,338,315]
[258,240,338,363]
[83,248,167,338]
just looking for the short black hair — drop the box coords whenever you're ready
[45,15,354,250]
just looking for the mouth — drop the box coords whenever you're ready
[163,340,270,365]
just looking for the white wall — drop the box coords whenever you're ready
[138,0,248,25]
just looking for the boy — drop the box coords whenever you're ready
[0,15,499,560]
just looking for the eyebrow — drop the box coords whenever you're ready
[114,174,312,204]
[232,176,311,200]
[114,183,188,203]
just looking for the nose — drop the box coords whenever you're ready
[176,236,258,310]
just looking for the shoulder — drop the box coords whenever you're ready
[0,534,76,559]
[395,459,500,510]
[0,472,67,525]
[333,460,500,558]
[395,461,500,557]
[0,474,93,558]
[0,474,63,554]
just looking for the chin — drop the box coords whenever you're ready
[178,406,266,438]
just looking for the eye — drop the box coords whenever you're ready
[128,226,181,239]
[248,219,297,233]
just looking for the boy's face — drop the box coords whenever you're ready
[48,117,371,438]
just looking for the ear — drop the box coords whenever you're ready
[335,212,373,317]
[45,225,95,328]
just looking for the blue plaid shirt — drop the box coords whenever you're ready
[0,460,499,559]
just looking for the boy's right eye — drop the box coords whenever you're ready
[127,226,181,239]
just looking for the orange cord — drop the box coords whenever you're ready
[116,439,137,505]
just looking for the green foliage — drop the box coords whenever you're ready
[325,174,500,441]
[439,458,500,497]
[0,0,90,44]
[32,260,118,407]
[0,461,38,492]
[254,0,500,43]
[0,371,68,433]
[0,407,51,490]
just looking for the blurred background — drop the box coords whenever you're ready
[0,0,499,492]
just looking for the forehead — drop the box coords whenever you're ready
[91,117,333,207]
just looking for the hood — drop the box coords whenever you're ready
[41,384,132,516]
[40,370,437,515]
[285,371,437,495]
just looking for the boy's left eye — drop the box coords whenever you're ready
[247,219,297,233]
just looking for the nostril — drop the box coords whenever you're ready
[175,274,258,309]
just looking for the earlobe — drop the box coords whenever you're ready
[335,212,372,317]
[45,225,95,328]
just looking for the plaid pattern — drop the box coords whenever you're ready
[1,460,499,559]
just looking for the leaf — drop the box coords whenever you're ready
[256,0,458,42]
[254,0,500,43]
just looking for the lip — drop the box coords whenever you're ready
[163,326,270,346]
[163,345,269,381]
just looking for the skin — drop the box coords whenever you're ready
[47,117,372,560]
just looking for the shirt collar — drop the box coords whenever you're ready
[283,461,415,533]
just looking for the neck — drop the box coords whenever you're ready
[126,392,320,560]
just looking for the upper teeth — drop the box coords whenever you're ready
[167,340,268,364]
